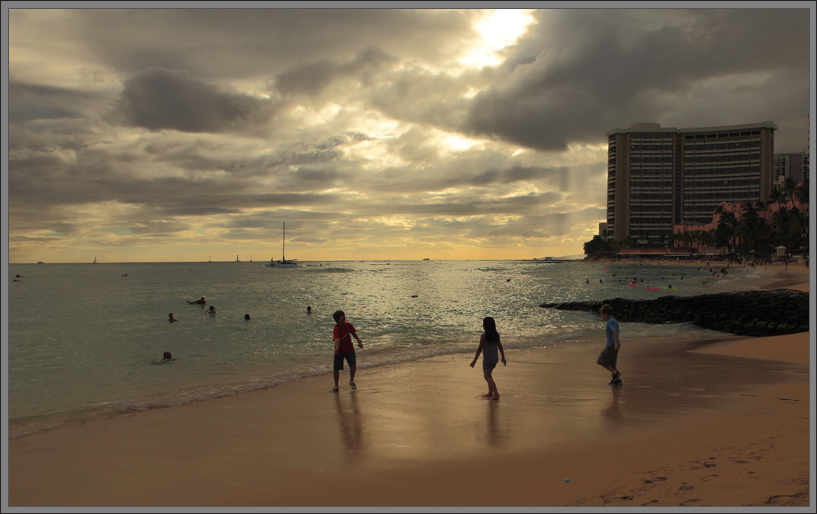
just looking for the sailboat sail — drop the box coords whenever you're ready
[266,222,298,267]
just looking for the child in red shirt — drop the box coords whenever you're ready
[332,310,363,391]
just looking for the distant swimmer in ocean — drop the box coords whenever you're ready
[153,351,174,365]
[168,313,178,323]
[188,297,206,305]
[245,314,251,321]
[207,305,216,316]
[585,278,590,284]
[307,306,312,315]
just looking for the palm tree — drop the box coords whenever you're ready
[623,236,635,260]
[715,209,738,257]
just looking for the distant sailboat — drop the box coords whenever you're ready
[266,222,299,268]
[236,254,240,263]
[93,256,97,264]
[208,256,212,263]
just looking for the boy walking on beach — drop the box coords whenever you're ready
[597,304,622,385]
[332,310,363,392]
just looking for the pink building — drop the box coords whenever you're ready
[673,195,807,256]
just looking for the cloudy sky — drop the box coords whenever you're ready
[5,5,813,263]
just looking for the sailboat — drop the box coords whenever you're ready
[93,256,97,264]
[235,254,240,262]
[266,222,299,267]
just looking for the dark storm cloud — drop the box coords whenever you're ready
[111,67,277,133]
[8,82,100,122]
[464,9,810,151]
[273,47,397,100]
[367,68,473,132]
[74,9,479,80]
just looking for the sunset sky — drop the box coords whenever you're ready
[5,5,813,263]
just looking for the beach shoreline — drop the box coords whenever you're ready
[6,265,813,508]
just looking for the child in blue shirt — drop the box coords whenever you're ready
[597,304,622,385]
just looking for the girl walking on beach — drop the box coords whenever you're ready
[470,317,506,400]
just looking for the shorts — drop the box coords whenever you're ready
[483,362,497,370]
[334,351,356,371]
[596,347,619,367]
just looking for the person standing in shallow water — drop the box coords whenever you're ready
[470,317,506,400]
[332,310,363,392]
[597,304,622,385]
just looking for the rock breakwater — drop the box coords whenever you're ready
[540,289,809,337]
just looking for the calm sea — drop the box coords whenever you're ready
[6,259,772,439]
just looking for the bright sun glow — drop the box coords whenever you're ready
[461,9,536,68]
[441,133,479,152]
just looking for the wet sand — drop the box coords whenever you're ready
[6,266,813,508]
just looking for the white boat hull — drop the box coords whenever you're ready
[266,261,299,268]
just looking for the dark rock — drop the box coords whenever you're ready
[539,289,809,337]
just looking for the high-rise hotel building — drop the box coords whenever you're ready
[605,121,777,248]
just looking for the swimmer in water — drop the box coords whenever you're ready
[188,297,206,305]
[245,314,251,321]
[168,313,178,323]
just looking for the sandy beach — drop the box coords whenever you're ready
[6,264,813,508]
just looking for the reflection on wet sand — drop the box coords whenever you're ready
[486,400,506,448]
[334,392,363,464]
[602,385,623,424]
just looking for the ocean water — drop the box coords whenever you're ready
[6,259,773,439]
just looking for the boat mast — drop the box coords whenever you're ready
[282,222,286,261]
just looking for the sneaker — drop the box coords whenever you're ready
[613,371,622,380]
[331,385,339,392]
[349,381,357,391]
[611,378,623,385]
